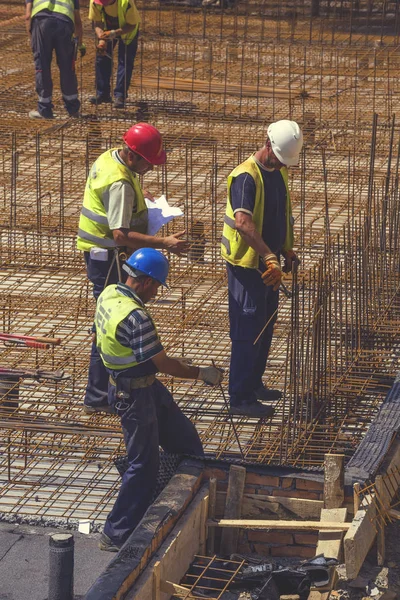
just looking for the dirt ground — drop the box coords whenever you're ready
[335,519,400,600]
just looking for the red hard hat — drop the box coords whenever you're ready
[123,123,166,165]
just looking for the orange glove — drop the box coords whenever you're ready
[101,29,117,40]
[282,249,300,274]
[261,253,282,291]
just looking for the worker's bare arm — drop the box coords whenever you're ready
[152,350,200,380]
[234,211,274,258]
[74,10,83,45]
[25,2,32,36]
[112,228,190,255]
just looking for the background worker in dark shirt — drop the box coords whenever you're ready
[221,120,303,418]
[89,0,140,109]
[25,0,86,119]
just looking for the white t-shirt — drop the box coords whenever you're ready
[104,150,137,230]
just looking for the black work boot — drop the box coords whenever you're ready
[229,401,275,418]
[255,385,283,401]
[89,95,112,105]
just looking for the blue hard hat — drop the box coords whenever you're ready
[123,248,169,288]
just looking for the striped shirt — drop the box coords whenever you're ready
[115,283,163,364]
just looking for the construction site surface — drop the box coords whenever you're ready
[1,1,400,595]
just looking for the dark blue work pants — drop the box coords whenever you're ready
[30,17,80,117]
[83,250,127,408]
[227,262,279,406]
[95,33,139,100]
[104,380,204,545]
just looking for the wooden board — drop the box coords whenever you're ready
[317,507,347,560]
[128,486,209,600]
[216,492,323,519]
[324,455,344,509]
[220,465,246,555]
[208,519,350,530]
[344,497,377,580]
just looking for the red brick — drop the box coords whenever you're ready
[295,478,323,491]
[294,533,318,545]
[246,473,280,487]
[204,468,228,482]
[281,477,294,489]
[248,531,293,545]
[253,543,272,557]
[243,486,257,495]
[272,489,321,501]
[271,546,315,558]
[237,541,252,554]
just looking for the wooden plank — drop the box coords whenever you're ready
[375,475,385,566]
[353,483,361,516]
[129,486,209,600]
[316,507,348,560]
[207,478,217,556]
[199,495,209,555]
[208,519,350,531]
[344,497,377,579]
[216,492,323,519]
[220,465,246,555]
[388,508,400,520]
[152,561,161,600]
[160,580,195,597]
[324,454,344,509]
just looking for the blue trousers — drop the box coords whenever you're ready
[104,380,204,545]
[227,262,279,406]
[30,17,80,117]
[95,33,139,100]
[83,251,127,408]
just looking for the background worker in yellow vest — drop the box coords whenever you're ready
[77,122,189,414]
[25,0,86,119]
[94,248,223,551]
[89,0,140,109]
[221,120,303,418]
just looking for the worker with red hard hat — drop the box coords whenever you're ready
[88,0,141,109]
[77,122,189,415]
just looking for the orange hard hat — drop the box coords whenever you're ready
[123,123,166,165]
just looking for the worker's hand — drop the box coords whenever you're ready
[100,29,117,40]
[261,253,282,291]
[282,249,300,274]
[78,43,86,58]
[96,40,107,55]
[143,189,155,202]
[198,365,224,386]
[164,231,190,255]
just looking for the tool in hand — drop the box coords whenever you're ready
[0,333,61,349]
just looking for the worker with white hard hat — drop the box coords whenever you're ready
[221,119,303,418]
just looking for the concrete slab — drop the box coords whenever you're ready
[0,523,112,600]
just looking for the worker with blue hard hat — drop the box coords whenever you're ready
[94,248,223,552]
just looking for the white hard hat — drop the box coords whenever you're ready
[267,120,303,166]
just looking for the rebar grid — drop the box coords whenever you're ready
[174,555,246,599]
[0,1,399,522]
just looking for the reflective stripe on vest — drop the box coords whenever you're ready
[76,149,148,252]
[99,0,140,45]
[220,156,293,269]
[95,285,142,370]
[31,0,75,22]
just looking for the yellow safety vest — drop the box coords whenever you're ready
[76,149,147,252]
[221,155,293,269]
[98,0,140,44]
[31,0,75,22]
[95,285,158,370]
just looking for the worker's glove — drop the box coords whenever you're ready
[198,366,224,386]
[78,43,86,58]
[261,253,282,291]
[102,29,117,40]
[282,249,300,274]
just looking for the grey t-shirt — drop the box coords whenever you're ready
[104,150,137,230]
